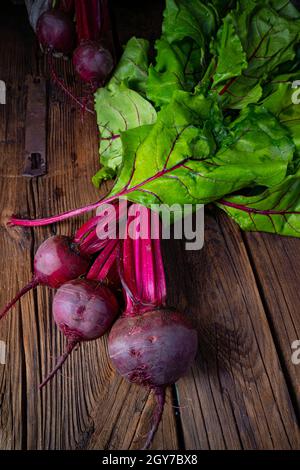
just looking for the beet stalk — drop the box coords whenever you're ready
[58,0,75,14]
[87,238,119,287]
[76,199,128,256]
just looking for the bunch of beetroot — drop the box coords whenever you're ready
[28,0,114,106]
[2,201,198,448]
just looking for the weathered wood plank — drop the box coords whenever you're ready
[164,209,300,449]
[244,231,300,414]
[0,5,33,450]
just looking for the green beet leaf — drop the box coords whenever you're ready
[215,105,295,185]
[162,0,218,45]
[146,39,202,108]
[218,166,300,237]
[146,0,218,107]
[91,0,300,241]
[210,13,247,87]
[108,37,150,95]
[108,92,294,207]
[93,38,156,187]
[217,1,300,109]
[259,73,300,160]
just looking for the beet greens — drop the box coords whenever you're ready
[15,0,300,237]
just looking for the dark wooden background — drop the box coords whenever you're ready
[0,1,299,450]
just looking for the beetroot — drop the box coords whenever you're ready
[53,279,118,340]
[36,10,75,54]
[109,309,197,387]
[34,235,90,288]
[40,278,119,388]
[73,1,114,88]
[0,235,90,320]
[108,206,198,449]
[73,41,113,88]
[108,308,197,449]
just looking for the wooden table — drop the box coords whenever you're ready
[0,2,300,450]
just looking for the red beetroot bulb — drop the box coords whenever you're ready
[40,279,119,388]
[34,235,90,288]
[108,309,198,388]
[108,308,198,449]
[53,279,119,341]
[36,10,75,54]
[73,41,114,87]
[0,235,90,320]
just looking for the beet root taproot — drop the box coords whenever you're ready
[108,309,198,387]
[108,308,197,448]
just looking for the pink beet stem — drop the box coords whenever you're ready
[87,238,119,280]
[219,199,300,215]
[79,230,107,256]
[76,199,128,245]
[142,387,166,450]
[140,209,155,303]
[153,237,167,306]
[75,200,122,244]
[78,202,124,254]
[96,245,119,281]
[133,213,143,299]
[9,158,192,228]
[121,206,167,315]
[120,232,136,315]
[0,278,39,320]
[74,208,114,242]
[39,339,78,389]
[75,0,102,42]
[102,257,119,286]
[9,194,118,227]
[74,215,102,242]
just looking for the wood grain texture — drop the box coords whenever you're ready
[243,231,300,414]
